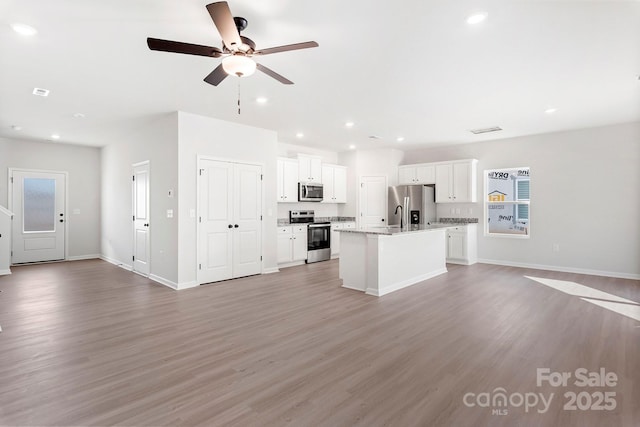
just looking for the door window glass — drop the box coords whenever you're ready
[23,178,56,232]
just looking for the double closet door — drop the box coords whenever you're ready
[198,159,262,284]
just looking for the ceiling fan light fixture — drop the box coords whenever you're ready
[222,55,256,77]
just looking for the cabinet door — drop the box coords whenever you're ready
[333,166,347,203]
[292,227,308,261]
[298,156,311,183]
[276,160,286,202]
[452,162,471,202]
[321,165,335,203]
[416,165,436,184]
[435,164,452,203]
[398,166,416,184]
[298,154,322,182]
[277,232,293,263]
[447,231,467,260]
[282,160,299,202]
[310,157,322,183]
[331,224,343,256]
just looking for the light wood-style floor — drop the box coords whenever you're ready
[0,259,638,426]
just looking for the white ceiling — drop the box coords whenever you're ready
[1,0,639,152]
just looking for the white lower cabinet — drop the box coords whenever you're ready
[445,224,477,265]
[330,222,356,258]
[277,225,308,265]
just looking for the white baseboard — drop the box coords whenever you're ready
[67,254,101,261]
[262,267,280,274]
[477,259,640,281]
[0,269,11,276]
[149,274,179,290]
[277,260,306,269]
[99,255,132,271]
[176,281,199,290]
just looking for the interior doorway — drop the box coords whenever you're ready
[9,169,67,264]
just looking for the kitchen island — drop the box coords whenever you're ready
[338,225,448,296]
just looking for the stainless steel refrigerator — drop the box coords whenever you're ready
[388,185,437,226]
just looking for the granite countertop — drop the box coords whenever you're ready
[339,224,451,236]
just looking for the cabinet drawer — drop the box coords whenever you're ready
[278,226,292,235]
[344,222,356,229]
[292,225,307,234]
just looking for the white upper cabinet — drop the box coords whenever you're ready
[298,154,322,183]
[435,159,477,203]
[277,157,299,203]
[398,164,436,185]
[322,164,347,203]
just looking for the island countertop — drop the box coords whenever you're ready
[338,223,465,235]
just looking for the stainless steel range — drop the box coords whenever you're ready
[289,210,331,263]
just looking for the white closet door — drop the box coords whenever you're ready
[11,170,66,264]
[232,164,262,278]
[199,160,234,283]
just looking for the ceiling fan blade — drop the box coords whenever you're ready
[206,2,242,51]
[204,64,228,86]
[255,41,319,56]
[147,38,222,57]
[256,63,293,85]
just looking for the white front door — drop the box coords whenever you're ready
[359,176,387,228]
[132,162,150,275]
[10,170,66,264]
[198,159,262,285]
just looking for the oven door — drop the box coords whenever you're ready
[307,224,330,251]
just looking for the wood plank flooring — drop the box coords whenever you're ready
[0,260,638,426]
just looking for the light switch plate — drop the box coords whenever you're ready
[167,209,173,218]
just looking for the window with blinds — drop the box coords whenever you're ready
[485,167,530,237]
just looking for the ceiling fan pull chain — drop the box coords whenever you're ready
[237,79,241,115]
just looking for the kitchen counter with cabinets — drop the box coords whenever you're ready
[337,226,447,297]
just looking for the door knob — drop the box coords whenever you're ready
[144,223,149,227]
[234,224,239,228]
[59,219,64,223]
[228,224,233,228]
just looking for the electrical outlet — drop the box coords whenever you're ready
[167,209,174,218]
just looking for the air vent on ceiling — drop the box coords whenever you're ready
[32,87,50,97]
[470,126,502,135]
[368,135,382,140]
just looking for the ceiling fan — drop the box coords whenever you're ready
[147,1,318,86]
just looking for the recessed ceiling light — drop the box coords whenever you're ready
[296,132,304,138]
[466,12,488,25]
[544,108,557,114]
[345,121,354,128]
[11,23,38,36]
[11,125,23,131]
[32,87,50,97]
[256,97,268,104]
[349,144,356,150]
[50,134,60,140]
[73,113,86,119]
[396,137,405,142]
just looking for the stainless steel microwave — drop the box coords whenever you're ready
[298,183,323,202]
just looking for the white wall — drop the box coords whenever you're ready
[0,137,101,258]
[101,113,179,285]
[403,122,640,279]
[177,111,279,285]
[277,142,339,164]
